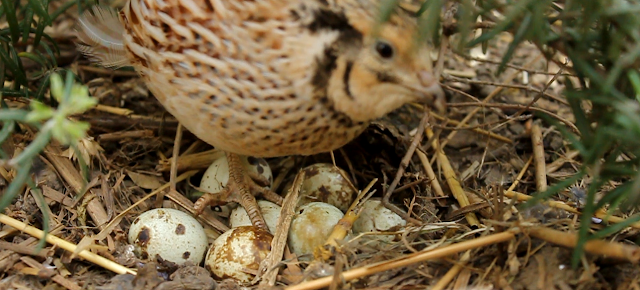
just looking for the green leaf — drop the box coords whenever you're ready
[21,7,34,44]
[592,214,640,240]
[26,101,55,122]
[51,119,91,145]
[0,120,16,145]
[49,73,64,102]
[417,0,442,46]
[497,12,533,74]
[521,169,586,208]
[18,52,49,69]
[50,0,78,22]
[39,42,57,68]
[0,0,21,44]
[26,0,52,25]
[0,45,27,87]
[8,129,52,167]
[34,72,52,101]
[0,160,32,213]
[468,0,537,47]
[0,109,29,122]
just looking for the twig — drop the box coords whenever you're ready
[447,102,579,134]
[0,241,49,258]
[316,178,378,261]
[546,150,579,175]
[162,123,183,208]
[258,171,305,287]
[43,142,112,231]
[416,149,446,206]
[97,129,154,142]
[156,149,224,172]
[382,111,430,225]
[444,73,568,106]
[441,55,545,149]
[427,110,513,144]
[426,128,480,227]
[285,230,518,290]
[527,226,640,263]
[431,251,471,290]
[0,214,136,275]
[530,122,548,192]
[505,190,640,229]
[99,170,228,234]
[20,256,81,290]
[92,104,134,116]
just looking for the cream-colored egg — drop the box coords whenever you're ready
[205,226,273,284]
[200,155,272,193]
[353,199,406,245]
[229,200,281,234]
[295,163,356,212]
[288,202,344,257]
[128,208,208,265]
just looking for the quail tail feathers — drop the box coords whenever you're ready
[75,6,130,69]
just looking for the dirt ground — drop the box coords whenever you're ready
[1,2,639,290]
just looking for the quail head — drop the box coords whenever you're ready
[76,0,445,230]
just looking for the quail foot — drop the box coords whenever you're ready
[75,0,446,231]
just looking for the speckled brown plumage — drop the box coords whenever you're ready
[76,0,445,230]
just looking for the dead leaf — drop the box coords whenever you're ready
[126,170,164,190]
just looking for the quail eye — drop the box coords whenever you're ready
[375,41,394,59]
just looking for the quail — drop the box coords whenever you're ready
[75,0,445,231]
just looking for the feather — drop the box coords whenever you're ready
[75,6,130,68]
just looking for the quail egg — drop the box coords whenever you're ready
[295,163,356,212]
[288,202,344,257]
[353,199,407,245]
[200,155,272,193]
[229,200,281,234]
[205,226,272,284]
[128,208,208,265]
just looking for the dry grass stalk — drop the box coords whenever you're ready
[258,171,306,287]
[316,178,378,261]
[43,142,111,230]
[156,149,224,172]
[430,250,471,290]
[440,55,544,149]
[285,230,518,290]
[426,128,480,226]
[506,190,640,229]
[417,149,446,206]
[429,111,513,144]
[545,150,580,175]
[530,122,548,192]
[97,129,153,142]
[527,226,640,263]
[506,157,640,229]
[93,104,134,116]
[20,256,81,290]
[0,214,136,275]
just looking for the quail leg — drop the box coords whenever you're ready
[194,152,284,231]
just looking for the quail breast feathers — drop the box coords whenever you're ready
[76,0,444,158]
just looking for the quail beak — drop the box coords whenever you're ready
[417,71,446,114]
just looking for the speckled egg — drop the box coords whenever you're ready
[296,163,356,212]
[205,226,273,284]
[128,208,208,265]
[200,155,272,193]
[229,200,281,234]
[353,199,407,245]
[288,202,344,257]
